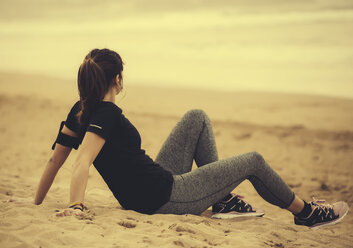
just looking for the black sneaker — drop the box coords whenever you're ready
[294,198,349,229]
[212,193,265,219]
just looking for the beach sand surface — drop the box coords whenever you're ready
[0,72,353,248]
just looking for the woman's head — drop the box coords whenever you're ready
[76,48,124,124]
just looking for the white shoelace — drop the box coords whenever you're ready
[311,197,335,219]
[231,193,252,212]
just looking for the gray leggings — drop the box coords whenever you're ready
[154,109,295,215]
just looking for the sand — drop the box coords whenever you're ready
[0,72,352,248]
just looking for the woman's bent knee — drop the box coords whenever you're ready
[183,109,209,125]
[248,151,266,165]
[185,109,207,119]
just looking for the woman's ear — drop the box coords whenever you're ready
[115,75,122,94]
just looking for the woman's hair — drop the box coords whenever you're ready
[76,48,124,125]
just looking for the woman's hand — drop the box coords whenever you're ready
[56,202,89,218]
[56,208,85,217]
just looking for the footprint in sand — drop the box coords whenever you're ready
[175,225,196,234]
[117,221,136,228]
[173,240,184,247]
[234,133,252,140]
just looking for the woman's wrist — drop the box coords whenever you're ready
[68,202,87,211]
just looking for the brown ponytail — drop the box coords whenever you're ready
[76,49,124,125]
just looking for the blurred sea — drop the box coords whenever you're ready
[1,0,352,98]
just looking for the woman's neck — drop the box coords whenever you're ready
[103,89,116,103]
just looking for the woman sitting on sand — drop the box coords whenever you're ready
[34,48,348,229]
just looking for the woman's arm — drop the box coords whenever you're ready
[68,131,106,205]
[34,126,77,205]
[55,132,105,217]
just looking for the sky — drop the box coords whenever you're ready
[1,0,353,98]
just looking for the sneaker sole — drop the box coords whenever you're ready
[212,211,265,219]
[310,202,349,230]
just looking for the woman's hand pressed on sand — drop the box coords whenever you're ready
[56,208,85,217]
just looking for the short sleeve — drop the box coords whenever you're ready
[86,104,121,140]
[65,101,81,132]
[51,101,81,150]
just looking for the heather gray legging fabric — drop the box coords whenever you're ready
[154,109,295,215]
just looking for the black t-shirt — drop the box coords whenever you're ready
[62,101,173,214]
